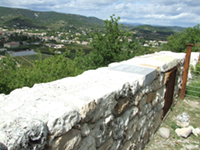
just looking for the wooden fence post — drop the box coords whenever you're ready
[180,44,192,100]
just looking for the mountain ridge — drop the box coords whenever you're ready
[0,6,104,30]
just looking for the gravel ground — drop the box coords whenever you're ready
[144,98,200,150]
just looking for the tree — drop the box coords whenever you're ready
[161,24,200,52]
[89,15,141,67]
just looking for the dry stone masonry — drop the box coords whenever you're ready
[0,51,199,150]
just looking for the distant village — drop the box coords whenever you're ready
[0,27,168,59]
[0,27,90,47]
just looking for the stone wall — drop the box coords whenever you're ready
[0,51,199,150]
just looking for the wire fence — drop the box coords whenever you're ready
[185,68,200,100]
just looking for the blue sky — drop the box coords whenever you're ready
[0,0,200,27]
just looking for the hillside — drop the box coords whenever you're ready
[130,25,185,40]
[0,6,104,29]
[0,6,186,41]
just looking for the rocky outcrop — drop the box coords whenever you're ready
[0,51,199,149]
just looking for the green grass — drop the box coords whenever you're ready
[186,64,200,99]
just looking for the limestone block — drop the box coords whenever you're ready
[50,129,81,150]
[81,123,90,137]
[152,110,163,133]
[160,100,165,109]
[152,89,165,108]
[138,95,147,109]
[140,124,148,138]
[121,112,130,131]
[151,96,159,108]
[129,107,139,120]
[130,80,140,95]
[137,116,147,131]
[139,103,152,117]
[110,140,121,150]
[146,120,153,130]
[47,110,81,138]
[128,115,139,130]
[113,97,130,116]
[121,106,138,130]
[92,121,105,138]
[156,86,166,100]
[109,64,157,87]
[140,64,160,79]
[76,135,96,150]
[179,66,184,73]
[143,131,150,145]
[134,141,144,150]
[141,84,154,94]
[92,92,117,123]
[91,115,113,147]
[146,92,156,103]
[177,75,182,84]
[96,130,112,148]
[133,91,144,105]
[92,116,113,138]
[153,102,163,113]
[80,100,96,122]
[148,126,155,141]
[131,131,140,143]
[173,86,179,98]
[126,116,139,140]
[112,117,125,140]
[153,56,178,72]
[3,119,48,150]
[175,126,193,138]
[163,72,169,85]
[97,138,113,150]
[151,79,162,91]
[120,82,133,98]
[157,72,164,83]
[122,141,134,150]
[146,110,155,121]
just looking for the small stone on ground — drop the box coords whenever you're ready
[158,127,170,139]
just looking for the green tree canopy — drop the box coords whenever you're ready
[89,15,142,67]
[161,24,200,52]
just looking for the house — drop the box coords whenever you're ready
[82,41,89,45]
[4,42,19,48]
[76,41,81,44]
[54,44,64,49]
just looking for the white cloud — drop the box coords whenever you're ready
[0,0,199,27]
